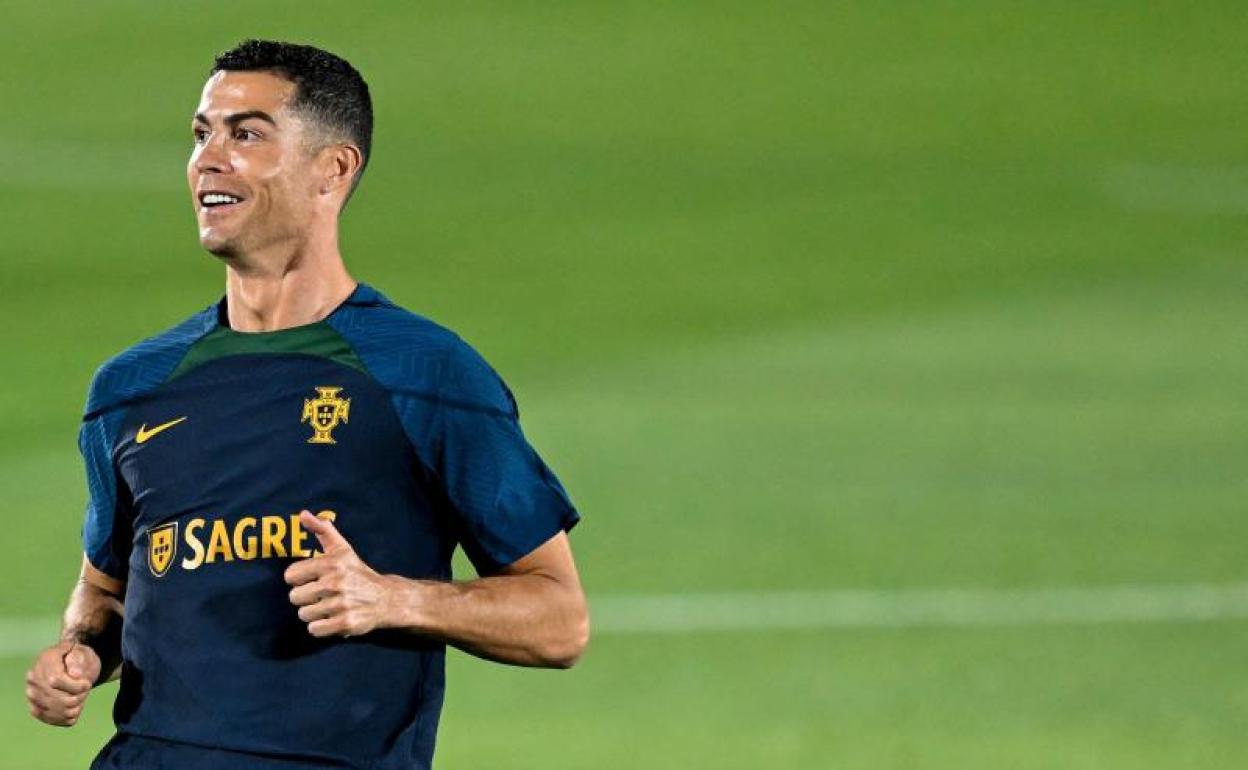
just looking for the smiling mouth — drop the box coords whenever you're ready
[198,192,246,212]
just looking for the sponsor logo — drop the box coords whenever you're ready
[147,522,178,577]
[180,510,337,571]
[146,511,337,577]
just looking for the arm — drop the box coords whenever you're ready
[385,531,589,667]
[26,557,125,726]
[63,557,126,682]
[285,512,589,668]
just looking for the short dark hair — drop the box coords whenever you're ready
[211,39,373,204]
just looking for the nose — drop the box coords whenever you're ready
[192,132,231,175]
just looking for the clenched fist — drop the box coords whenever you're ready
[26,641,101,726]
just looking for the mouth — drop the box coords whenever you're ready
[197,191,247,214]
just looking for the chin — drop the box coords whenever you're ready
[199,231,240,259]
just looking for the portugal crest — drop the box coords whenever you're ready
[301,386,351,444]
[147,522,178,578]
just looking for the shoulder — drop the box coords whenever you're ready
[326,284,515,417]
[84,304,219,419]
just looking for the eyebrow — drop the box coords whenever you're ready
[192,110,278,127]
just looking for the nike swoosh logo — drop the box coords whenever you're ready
[136,417,188,444]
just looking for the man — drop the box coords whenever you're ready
[24,40,589,770]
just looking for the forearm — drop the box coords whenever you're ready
[379,572,589,668]
[60,578,124,685]
[285,521,590,666]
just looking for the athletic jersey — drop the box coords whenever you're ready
[79,282,580,770]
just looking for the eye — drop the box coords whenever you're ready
[192,128,208,144]
[235,127,260,141]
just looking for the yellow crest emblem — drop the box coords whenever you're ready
[147,522,178,578]
[301,386,351,444]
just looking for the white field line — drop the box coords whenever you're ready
[3,583,1248,657]
[591,583,1248,634]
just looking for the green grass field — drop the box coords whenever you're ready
[3,1,1247,767]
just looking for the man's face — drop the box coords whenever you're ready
[187,71,321,258]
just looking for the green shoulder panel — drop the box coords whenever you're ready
[167,321,366,382]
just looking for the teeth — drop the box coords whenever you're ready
[202,193,241,206]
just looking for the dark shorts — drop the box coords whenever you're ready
[90,733,360,770]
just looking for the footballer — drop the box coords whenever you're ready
[24,40,588,770]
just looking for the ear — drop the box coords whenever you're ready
[318,143,364,199]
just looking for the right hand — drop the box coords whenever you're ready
[25,641,101,727]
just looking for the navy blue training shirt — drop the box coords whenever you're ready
[79,283,580,770]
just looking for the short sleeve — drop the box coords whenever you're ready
[395,341,580,574]
[79,409,133,580]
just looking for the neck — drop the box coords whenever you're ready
[223,233,357,332]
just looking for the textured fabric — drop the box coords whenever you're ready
[83,306,218,419]
[79,409,133,579]
[80,306,218,578]
[326,285,580,573]
[77,283,580,770]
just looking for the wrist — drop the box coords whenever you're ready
[375,574,415,632]
[375,574,437,634]
[60,629,100,659]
